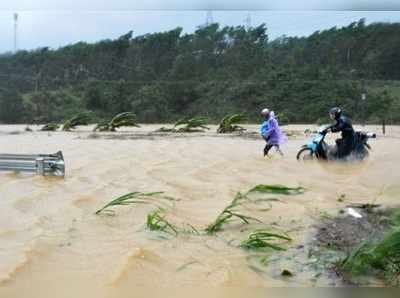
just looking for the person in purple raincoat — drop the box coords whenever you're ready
[260,109,287,156]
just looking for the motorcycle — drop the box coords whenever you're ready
[296,126,376,161]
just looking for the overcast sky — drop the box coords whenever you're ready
[1,1,400,53]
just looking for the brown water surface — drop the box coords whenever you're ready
[0,124,399,296]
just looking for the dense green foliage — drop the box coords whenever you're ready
[1,20,400,124]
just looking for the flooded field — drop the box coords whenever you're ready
[0,124,399,296]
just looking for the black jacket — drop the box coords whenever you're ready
[331,115,355,139]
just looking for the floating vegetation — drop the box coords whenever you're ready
[348,203,381,213]
[181,223,201,235]
[93,112,140,132]
[40,123,60,131]
[146,211,179,235]
[205,192,262,234]
[281,269,294,277]
[156,117,209,133]
[176,260,199,272]
[248,184,305,195]
[62,113,91,131]
[217,113,246,133]
[240,229,291,251]
[246,254,270,275]
[95,191,168,215]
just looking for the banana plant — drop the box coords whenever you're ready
[94,112,140,132]
[217,113,246,133]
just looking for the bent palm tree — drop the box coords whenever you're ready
[62,113,91,131]
[94,112,140,132]
[156,116,210,133]
[217,113,246,133]
[174,117,210,132]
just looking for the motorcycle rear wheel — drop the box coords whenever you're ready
[296,148,315,161]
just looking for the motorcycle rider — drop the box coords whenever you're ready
[324,107,356,159]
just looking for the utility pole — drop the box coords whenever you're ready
[205,11,214,26]
[13,13,18,53]
[361,80,367,126]
[245,12,252,30]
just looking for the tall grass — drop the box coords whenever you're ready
[205,184,305,234]
[338,211,400,285]
[339,230,400,284]
[205,192,262,234]
[146,211,179,235]
[240,229,292,251]
[95,191,168,215]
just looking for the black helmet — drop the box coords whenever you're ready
[329,107,342,119]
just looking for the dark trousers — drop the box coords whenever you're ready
[335,136,355,158]
[263,143,283,156]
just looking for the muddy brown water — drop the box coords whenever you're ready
[0,124,399,296]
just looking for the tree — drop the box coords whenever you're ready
[0,88,25,123]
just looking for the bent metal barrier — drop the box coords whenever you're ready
[0,151,65,177]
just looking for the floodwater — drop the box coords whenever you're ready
[0,124,399,296]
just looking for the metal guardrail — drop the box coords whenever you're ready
[0,151,65,177]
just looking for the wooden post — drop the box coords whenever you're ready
[382,119,386,135]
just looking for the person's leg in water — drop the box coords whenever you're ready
[264,144,284,156]
[336,137,354,159]
[264,144,273,156]
[274,145,284,156]
[263,136,271,156]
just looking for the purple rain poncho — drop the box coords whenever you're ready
[260,115,287,145]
